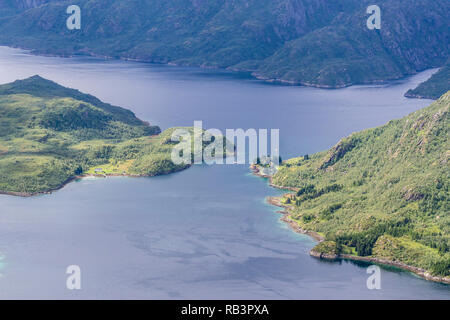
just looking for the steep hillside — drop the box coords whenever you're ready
[265,92,449,279]
[0,0,447,87]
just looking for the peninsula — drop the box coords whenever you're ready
[0,76,206,196]
[253,92,450,284]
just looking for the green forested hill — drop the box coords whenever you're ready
[0,76,192,194]
[269,92,449,277]
[0,0,448,88]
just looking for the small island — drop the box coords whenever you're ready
[253,92,450,284]
[0,76,201,196]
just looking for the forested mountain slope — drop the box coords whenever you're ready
[268,92,449,279]
[0,0,448,88]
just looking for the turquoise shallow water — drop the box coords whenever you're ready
[0,46,448,299]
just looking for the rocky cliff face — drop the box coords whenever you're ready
[254,0,449,87]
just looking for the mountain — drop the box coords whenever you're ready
[406,61,450,100]
[0,0,448,88]
[0,76,192,195]
[262,92,449,279]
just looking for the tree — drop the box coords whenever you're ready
[74,165,83,175]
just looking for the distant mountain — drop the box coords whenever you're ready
[0,76,195,195]
[406,61,450,100]
[264,92,450,280]
[0,0,448,88]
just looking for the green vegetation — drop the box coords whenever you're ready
[312,241,339,256]
[0,0,447,88]
[0,76,218,194]
[406,61,450,100]
[268,92,450,277]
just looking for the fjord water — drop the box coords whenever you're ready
[0,46,448,299]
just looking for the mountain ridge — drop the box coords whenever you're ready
[0,0,448,88]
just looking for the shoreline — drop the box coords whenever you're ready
[0,45,430,91]
[266,196,324,242]
[0,165,191,198]
[404,92,436,100]
[251,165,450,285]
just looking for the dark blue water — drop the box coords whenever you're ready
[0,46,448,299]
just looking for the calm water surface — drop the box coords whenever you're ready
[0,46,448,299]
